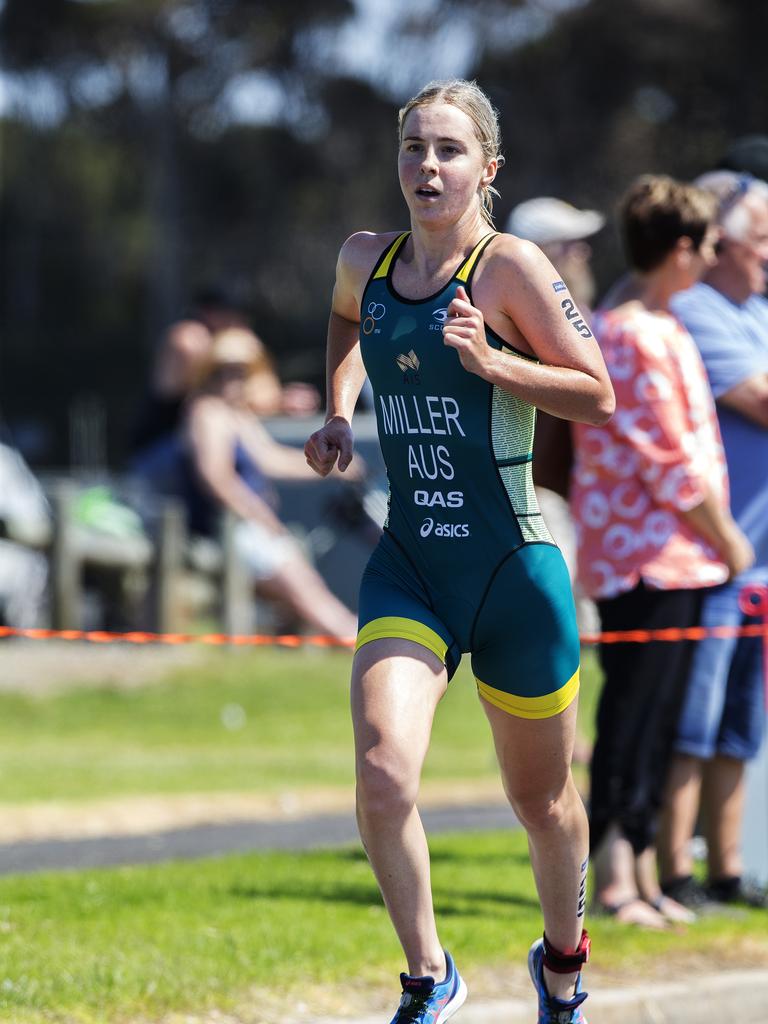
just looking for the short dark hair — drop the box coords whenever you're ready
[619,175,717,272]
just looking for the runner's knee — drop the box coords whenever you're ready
[506,780,571,834]
[356,745,419,816]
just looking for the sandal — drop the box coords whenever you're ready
[645,893,696,924]
[593,896,668,929]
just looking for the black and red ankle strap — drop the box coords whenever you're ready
[542,930,591,974]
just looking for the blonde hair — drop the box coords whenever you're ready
[398,79,504,227]
[197,327,275,390]
[619,174,717,272]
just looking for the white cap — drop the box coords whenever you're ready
[506,197,605,245]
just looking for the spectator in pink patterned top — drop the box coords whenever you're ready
[571,175,754,928]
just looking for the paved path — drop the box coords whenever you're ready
[316,970,768,1024]
[0,802,518,874]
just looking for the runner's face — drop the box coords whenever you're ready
[398,102,494,226]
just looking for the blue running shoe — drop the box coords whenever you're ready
[389,950,467,1024]
[528,939,588,1024]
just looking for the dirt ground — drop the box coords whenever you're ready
[0,638,509,841]
[0,637,208,694]
[0,778,510,843]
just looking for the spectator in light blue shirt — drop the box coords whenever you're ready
[659,171,768,910]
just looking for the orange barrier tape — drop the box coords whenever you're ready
[579,623,768,645]
[1,586,767,657]
[0,626,354,648]
[0,622,766,647]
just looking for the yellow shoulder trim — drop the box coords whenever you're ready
[476,667,580,720]
[356,616,448,663]
[455,232,497,283]
[373,232,410,280]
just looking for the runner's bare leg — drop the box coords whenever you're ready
[481,697,588,1001]
[352,638,448,979]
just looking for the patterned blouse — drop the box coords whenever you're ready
[570,305,729,600]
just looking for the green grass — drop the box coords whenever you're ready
[0,830,765,1024]
[1,649,765,1023]
[0,648,602,803]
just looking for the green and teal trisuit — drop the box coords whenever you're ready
[356,231,580,718]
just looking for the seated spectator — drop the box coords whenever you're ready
[570,175,753,927]
[658,171,768,910]
[132,287,319,463]
[0,433,50,629]
[191,287,321,416]
[132,317,212,457]
[181,328,358,642]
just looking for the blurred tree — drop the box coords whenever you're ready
[0,0,765,466]
[0,0,355,462]
[475,0,766,285]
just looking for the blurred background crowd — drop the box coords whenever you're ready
[1,0,767,924]
[2,0,767,467]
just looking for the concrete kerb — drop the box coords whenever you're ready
[314,969,768,1024]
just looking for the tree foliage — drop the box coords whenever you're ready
[0,0,764,465]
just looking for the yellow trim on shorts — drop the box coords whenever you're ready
[476,667,580,720]
[356,616,448,663]
[373,232,410,280]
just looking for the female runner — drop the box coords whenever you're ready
[305,79,614,1024]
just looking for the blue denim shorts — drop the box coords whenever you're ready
[675,572,768,761]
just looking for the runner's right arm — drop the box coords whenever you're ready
[305,233,383,477]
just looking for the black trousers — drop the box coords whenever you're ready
[589,582,703,855]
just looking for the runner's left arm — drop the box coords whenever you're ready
[443,237,614,425]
